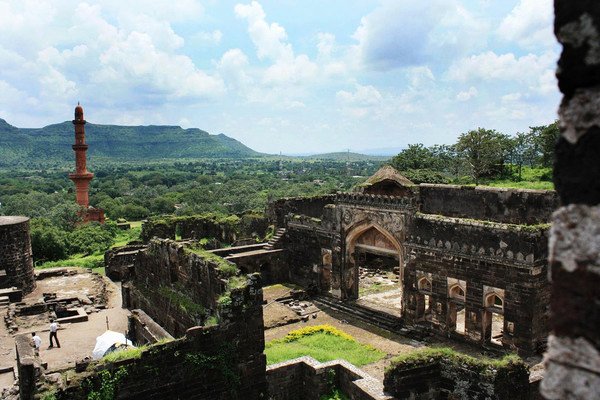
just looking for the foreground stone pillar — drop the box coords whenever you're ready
[541,2,600,399]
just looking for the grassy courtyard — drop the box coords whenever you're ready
[265,325,385,366]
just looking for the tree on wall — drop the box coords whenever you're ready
[455,128,512,183]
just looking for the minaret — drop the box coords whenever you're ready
[68,103,94,208]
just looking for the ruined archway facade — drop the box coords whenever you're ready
[273,165,556,354]
[344,221,404,301]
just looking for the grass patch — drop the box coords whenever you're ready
[265,325,385,366]
[158,286,204,316]
[483,180,554,190]
[184,245,238,277]
[37,253,104,269]
[359,282,397,297]
[320,389,349,400]
[100,346,145,363]
[111,226,141,248]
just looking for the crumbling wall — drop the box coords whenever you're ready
[419,184,558,225]
[140,219,176,241]
[50,275,267,400]
[267,195,336,227]
[14,333,41,400]
[267,356,392,400]
[0,217,35,294]
[104,243,145,281]
[127,309,173,345]
[541,2,600,399]
[123,240,231,337]
[383,350,530,400]
[141,213,269,244]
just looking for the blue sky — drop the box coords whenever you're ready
[0,0,560,154]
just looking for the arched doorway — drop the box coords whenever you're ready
[345,222,403,315]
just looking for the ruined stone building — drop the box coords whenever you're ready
[267,165,557,355]
[7,1,600,398]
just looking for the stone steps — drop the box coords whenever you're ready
[313,295,403,332]
[264,228,287,250]
[0,296,9,307]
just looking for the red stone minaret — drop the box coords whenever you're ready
[69,103,94,208]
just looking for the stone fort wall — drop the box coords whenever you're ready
[0,216,35,294]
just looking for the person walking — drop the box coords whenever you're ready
[31,332,41,355]
[48,320,60,348]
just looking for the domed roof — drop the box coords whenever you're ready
[74,102,84,120]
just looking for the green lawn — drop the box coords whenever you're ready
[265,325,385,366]
[37,253,104,270]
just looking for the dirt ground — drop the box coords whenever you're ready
[0,269,129,391]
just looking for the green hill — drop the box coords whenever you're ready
[0,118,260,167]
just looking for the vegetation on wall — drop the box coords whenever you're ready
[386,347,524,376]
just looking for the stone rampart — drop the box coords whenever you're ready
[418,184,558,225]
[407,214,549,265]
[0,217,35,294]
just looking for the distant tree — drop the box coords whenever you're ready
[506,132,533,180]
[530,121,560,167]
[456,128,512,183]
[30,219,69,262]
[68,222,117,255]
[49,202,83,231]
[390,144,435,171]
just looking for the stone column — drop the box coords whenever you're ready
[541,3,600,399]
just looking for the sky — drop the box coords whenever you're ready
[0,0,560,155]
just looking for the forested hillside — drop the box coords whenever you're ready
[0,118,260,167]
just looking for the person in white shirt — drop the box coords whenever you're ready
[49,320,61,348]
[31,332,41,355]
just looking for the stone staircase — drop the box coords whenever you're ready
[313,295,403,332]
[263,228,286,250]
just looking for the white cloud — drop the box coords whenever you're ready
[353,0,488,70]
[218,48,252,91]
[337,84,382,107]
[457,87,478,101]
[98,31,224,100]
[317,33,335,58]
[193,30,223,45]
[447,51,555,87]
[498,0,555,49]
[235,1,292,62]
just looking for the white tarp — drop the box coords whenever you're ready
[92,330,134,360]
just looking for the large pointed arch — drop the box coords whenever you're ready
[344,220,404,300]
